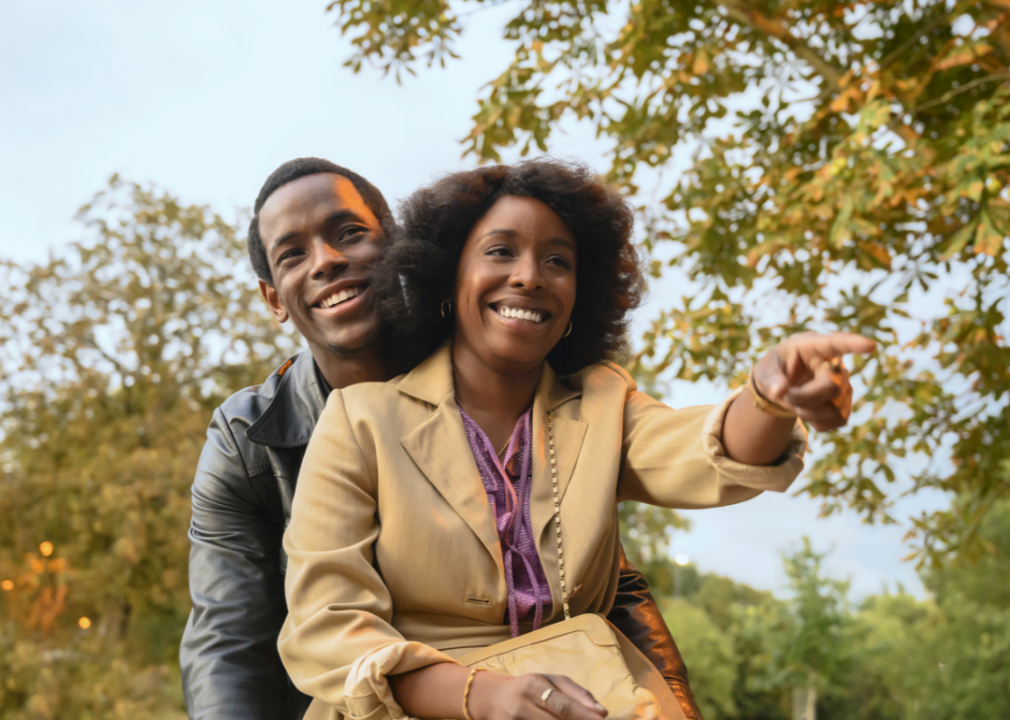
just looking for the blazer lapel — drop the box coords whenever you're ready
[398,347,505,576]
[530,365,586,614]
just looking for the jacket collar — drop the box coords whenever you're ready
[395,343,581,411]
[245,351,330,449]
[397,343,585,598]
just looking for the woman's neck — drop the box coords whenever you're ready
[451,341,543,451]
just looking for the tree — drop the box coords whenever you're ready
[331,0,1010,566]
[661,598,740,719]
[0,177,296,718]
[734,539,852,719]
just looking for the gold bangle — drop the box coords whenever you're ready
[463,667,486,720]
[748,371,797,419]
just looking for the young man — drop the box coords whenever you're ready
[179,158,702,720]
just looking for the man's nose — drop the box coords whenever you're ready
[310,241,348,278]
[509,253,543,289]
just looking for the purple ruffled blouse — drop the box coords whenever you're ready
[459,406,551,637]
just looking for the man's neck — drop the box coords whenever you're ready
[311,344,389,390]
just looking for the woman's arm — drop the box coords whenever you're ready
[722,332,875,465]
[390,664,608,720]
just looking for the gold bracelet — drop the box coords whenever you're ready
[747,371,797,419]
[463,667,486,720]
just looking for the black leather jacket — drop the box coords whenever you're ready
[180,352,701,720]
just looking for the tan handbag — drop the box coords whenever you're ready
[456,412,687,720]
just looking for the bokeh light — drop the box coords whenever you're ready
[39,541,54,557]
[674,553,690,566]
[1,579,12,591]
[79,617,91,630]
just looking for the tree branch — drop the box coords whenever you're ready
[879,12,951,72]
[715,0,846,90]
[912,72,1010,113]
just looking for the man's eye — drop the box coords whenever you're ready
[279,249,303,263]
[339,226,367,241]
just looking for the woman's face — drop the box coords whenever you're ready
[452,195,577,376]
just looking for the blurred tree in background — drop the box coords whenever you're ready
[331,0,1010,566]
[0,178,296,718]
[658,505,1010,720]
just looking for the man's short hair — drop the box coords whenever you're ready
[247,157,396,284]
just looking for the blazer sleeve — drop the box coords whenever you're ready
[617,386,807,506]
[278,390,457,720]
[180,409,292,720]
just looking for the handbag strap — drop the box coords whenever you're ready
[546,411,571,620]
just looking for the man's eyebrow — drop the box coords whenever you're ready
[269,210,367,255]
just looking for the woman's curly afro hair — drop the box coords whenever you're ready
[373,158,645,376]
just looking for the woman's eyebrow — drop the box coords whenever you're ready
[480,228,518,240]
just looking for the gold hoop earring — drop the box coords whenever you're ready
[563,321,572,337]
[440,300,452,319]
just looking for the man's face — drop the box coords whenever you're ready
[258,173,385,357]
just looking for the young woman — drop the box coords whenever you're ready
[278,159,874,720]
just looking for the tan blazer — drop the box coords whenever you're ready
[279,346,806,720]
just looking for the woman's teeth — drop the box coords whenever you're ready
[318,287,363,308]
[495,305,545,323]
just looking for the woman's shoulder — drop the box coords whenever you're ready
[336,376,412,414]
[565,361,638,395]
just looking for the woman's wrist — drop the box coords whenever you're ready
[466,671,509,720]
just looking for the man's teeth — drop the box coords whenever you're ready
[496,305,545,323]
[319,287,363,308]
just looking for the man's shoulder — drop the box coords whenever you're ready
[215,357,295,425]
[201,352,323,465]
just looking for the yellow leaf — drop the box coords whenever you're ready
[973,212,1006,256]
[935,43,993,71]
[692,51,709,75]
[864,242,892,269]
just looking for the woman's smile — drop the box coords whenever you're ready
[488,302,550,326]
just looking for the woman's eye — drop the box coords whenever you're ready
[547,255,572,269]
[486,246,513,257]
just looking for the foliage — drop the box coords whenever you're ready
[659,519,1010,720]
[330,0,1010,567]
[661,598,739,719]
[0,177,296,718]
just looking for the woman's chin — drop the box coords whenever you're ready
[481,341,553,375]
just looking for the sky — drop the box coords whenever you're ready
[0,0,943,598]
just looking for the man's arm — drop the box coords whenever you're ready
[606,547,703,720]
[180,408,295,720]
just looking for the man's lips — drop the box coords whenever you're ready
[313,284,366,309]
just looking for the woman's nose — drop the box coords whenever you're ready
[509,253,543,289]
[310,241,349,278]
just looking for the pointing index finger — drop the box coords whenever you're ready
[797,332,876,359]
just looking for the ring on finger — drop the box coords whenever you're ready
[541,688,554,707]
[827,357,844,374]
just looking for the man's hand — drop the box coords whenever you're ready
[753,332,876,432]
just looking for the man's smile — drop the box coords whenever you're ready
[307,282,371,319]
[316,285,365,309]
